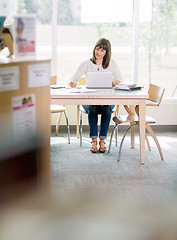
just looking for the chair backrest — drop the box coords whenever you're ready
[50,76,57,85]
[148,84,165,105]
[78,77,86,85]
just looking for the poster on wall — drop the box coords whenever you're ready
[12,94,36,138]
[13,15,36,59]
[0,66,19,92]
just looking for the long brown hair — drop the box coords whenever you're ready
[90,38,111,69]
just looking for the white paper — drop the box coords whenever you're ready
[28,63,50,88]
[0,66,19,92]
[51,86,98,94]
[64,85,98,93]
[65,88,98,93]
[12,94,36,138]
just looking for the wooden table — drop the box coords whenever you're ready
[51,87,148,164]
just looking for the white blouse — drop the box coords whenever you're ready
[69,59,123,83]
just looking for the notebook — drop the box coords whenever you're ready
[86,72,112,89]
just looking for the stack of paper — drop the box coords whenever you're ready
[115,83,141,91]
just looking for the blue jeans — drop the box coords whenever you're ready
[82,105,115,139]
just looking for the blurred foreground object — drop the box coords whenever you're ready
[0,189,177,240]
[0,134,43,204]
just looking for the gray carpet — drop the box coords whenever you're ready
[51,131,177,205]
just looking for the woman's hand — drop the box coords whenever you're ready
[69,81,78,88]
[112,80,121,86]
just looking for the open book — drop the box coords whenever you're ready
[115,82,141,91]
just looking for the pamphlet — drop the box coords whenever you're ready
[12,94,36,138]
[13,15,36,58]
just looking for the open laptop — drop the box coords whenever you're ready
[86,72,113,89]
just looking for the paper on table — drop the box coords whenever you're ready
[115,82,136,90]
[64,87,97,93]
[115,83,141,91]
[118,82,136,87]
[50,85,65,89]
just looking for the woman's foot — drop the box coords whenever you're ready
[90,138,98,153]
[99,139,106,153]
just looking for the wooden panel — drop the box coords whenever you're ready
[0,59,51,190]
[2,31,13,56]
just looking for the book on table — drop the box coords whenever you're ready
[115,82,141,91]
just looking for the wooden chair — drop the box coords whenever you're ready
[50,76,70,144]
[77,77,119,147]
[108,84,165,161]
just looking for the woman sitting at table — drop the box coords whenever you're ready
[69,38,123,153]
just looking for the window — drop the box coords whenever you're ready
[16,0,177,98]
[139,0,177,98]
[56,0,133,85]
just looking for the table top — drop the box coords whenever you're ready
[51,86,148,99]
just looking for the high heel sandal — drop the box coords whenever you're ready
[99,139,106,153]
[90,138,98,153]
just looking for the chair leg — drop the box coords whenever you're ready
[55,112,63,136]
[114,111,118,147]
[115,124,118,147]
[118,123,137,162]
[108,124,118,153]
[79,110,83,147]
[145,123,164,160]
[145,133,151,151]
[64,111,70,144]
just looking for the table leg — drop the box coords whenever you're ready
[138,101,146,164]
[77,105,79,138]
